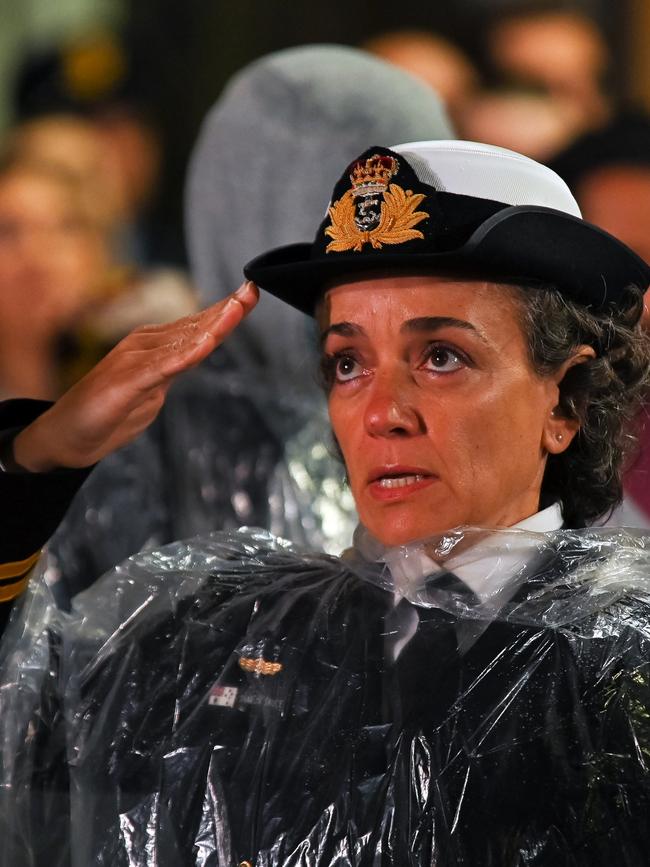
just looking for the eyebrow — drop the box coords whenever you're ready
[402,316,487,343]
[320,322,364,345]
[321,316,487,345]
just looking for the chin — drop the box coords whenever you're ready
[357,490,471,547]
[366,513,458,547]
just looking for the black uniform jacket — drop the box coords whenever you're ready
[0,400,92,635]
[3,529,650,866]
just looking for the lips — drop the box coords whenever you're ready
[366,465,437,501]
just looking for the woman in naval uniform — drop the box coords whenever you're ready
[2,139,650,866]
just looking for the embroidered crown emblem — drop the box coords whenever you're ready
[350,155,398,194]
[325,153,429,253]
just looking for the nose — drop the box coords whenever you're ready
[363,369,426,437]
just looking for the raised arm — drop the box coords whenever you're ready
[0,282,258,625]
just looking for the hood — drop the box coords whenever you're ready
[185,43,453,385]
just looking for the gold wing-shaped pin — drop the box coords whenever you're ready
[239,657,283,676]
[368,185,428,249]
[324,190,365,253]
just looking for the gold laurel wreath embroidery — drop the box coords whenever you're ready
[324,184,428,253]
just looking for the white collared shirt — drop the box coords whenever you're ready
[352,503,564,657]
[440,502,563,602]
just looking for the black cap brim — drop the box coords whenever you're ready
[245,205,650,316]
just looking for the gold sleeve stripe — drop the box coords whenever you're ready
[0,550,41,581]
[0,572,31,602]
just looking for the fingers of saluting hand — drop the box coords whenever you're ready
[133,281,259,338]
[13,283,260,471]
[126,281,260,385]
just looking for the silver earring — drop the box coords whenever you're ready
[557,434,564,442]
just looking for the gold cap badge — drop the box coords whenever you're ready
[325,154,428,253]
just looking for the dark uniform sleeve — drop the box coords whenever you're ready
[0,399,94,635]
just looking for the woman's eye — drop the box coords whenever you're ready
[423,345,466,373]
[335,355,362,382]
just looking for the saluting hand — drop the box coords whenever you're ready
[12,281,259,472]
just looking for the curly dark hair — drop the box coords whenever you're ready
[511,283,650,527]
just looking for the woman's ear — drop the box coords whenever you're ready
[542,345,596,455]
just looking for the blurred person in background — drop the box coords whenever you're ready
[4,113,116,227]
[4,112,196,391]
[361,19,596,165]
[185,44,453,389]
[450,4,613,163]
[12,30,165,267]
[0,155,110,399]
[551,113,650,528]
[550,114,650,267]
[363,29,479,127]
[42,44,454,606]
[455,5,615,164]
[456,87,583,161]
[484,6,612,135]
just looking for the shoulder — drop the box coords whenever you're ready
[0,399,92,632]
[72,529,375,643]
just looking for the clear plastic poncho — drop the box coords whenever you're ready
[2,525,650,866]
[46,354,356,606]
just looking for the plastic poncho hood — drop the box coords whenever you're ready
[185,44,453,387]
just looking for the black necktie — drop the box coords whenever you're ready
[385,588,461,725]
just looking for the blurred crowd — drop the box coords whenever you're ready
[0,32,196,401]
[2,4,650,527]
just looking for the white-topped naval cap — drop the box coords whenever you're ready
[392,139,582,217]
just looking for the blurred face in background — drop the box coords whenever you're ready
[457,90,583,162]
[0,164,110,337]
[12,112,161,230]
[10,115,120,229]
[574,165,650,328]
[322,275,577,546]
[577,166,650,266]
[487,11,610,131]
[363,30,478,123]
